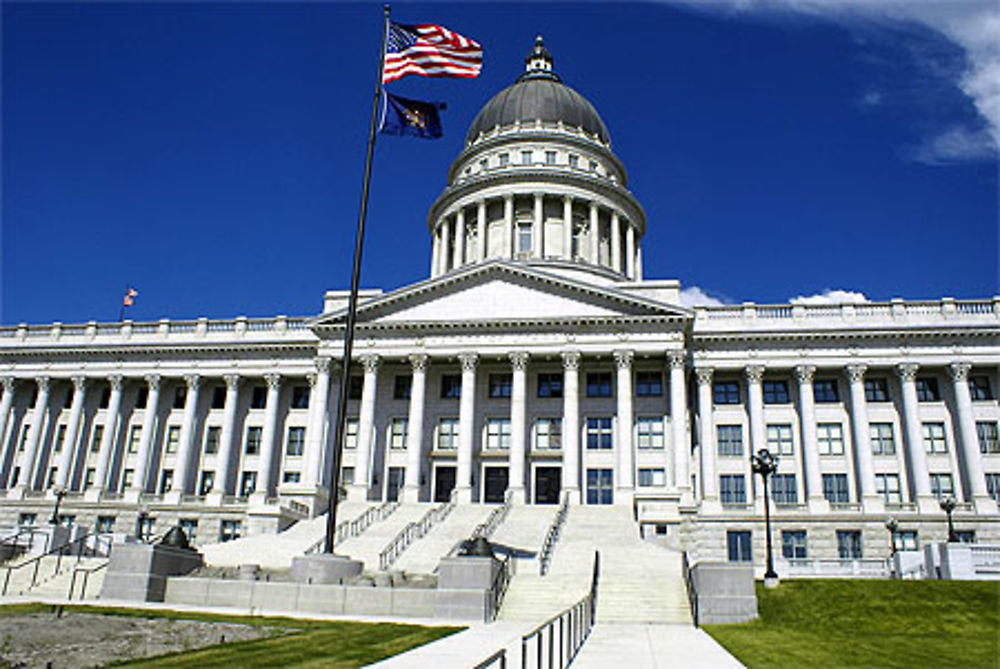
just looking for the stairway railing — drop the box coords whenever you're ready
[377,490,457,571]
[682,551,699,627]
[538,494,570,576]
[484,554,512,622]
[304,501,398,555]
[68,559,109,600]
[0,527,51,562]
[473,490,513,540]
[1,531,113,596]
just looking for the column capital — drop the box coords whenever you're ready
[409,354,429,372]
[794,365,816,385]
[744,365,765,383]
[72,376,88,392]
[948,361,972,382]
[694,366,714,386]
[845,364,868,383]
[1,377,16,393]
[184,373,201,390]
[144,373,161,391]
[561,350,581,371]
[459,352,479,372]
[896,363,919,382]
[667,350,686,370]
[563,194,573,204]
[360,354,381,374]
[107,374,123,391]
[509,351,530,371]
[306,372,318,388]
[613,350,633,369]
[314,356,332,374]
[264,373,281,390]
[36,376,51,394]
[222,373,240,390]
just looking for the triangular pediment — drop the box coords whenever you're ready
[313,261,690,328]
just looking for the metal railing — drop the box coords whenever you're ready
[538,494,569,576]
[682,551,699,627]
[473,648,507,669]
[1,532,113,596]
[0,527,50,562]
[378,493,456,571]
[304,501,398,555]
[473,491,513,540]
[485,555,512,623]
[519,550,600,669]
[67,560,109,600]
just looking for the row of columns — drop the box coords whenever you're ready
[430,194,640,279]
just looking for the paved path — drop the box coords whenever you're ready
[572,623,744,668]
[367,620,535,668]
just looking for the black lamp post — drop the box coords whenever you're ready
[751,448,779,585]
[48,486,67,525]
[939,496,958,543]
[885,517,899,556]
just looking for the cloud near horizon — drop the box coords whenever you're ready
[679,285,731,307]
[790,288,870,305]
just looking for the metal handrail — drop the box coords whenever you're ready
[682,551,699,627]
[473,491,513,540]
[304,501,398,555]
[0,527,50,561]
[472,648,507,669]
[68,559,109,600]
[485,555,512,623]
[378,495,456,571]
[538,494,569,576]
[1,531,113,596]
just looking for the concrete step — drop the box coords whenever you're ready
[391,504,495,575]
[336,504,435,572]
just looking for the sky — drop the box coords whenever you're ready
[3,1,998,326]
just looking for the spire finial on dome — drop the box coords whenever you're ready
[524,34,554,76]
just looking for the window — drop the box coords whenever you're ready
[836,530,862,558]
[638,468,666,487]
[587,373,612,397]
[956,530,976,544]
[817,423,844,455]
[96,515,116,534]
[393,375,412,400]
[53,425,67,454]
[135,387,148,409]
[46,468,57,488]
[930,473,954,500]
[589,160,598,172]
[137,515,156,541]
[977,422,999,454]
[870,423,896,455]
[211,386,226,409]
[159,469,173,494]
[727,531,752,562]
[822,474,849,503]
[717,425,743,457]
[637,417,665,449]
[720,475,746,504]
[897,530,919,552]
[121,469,134,489]
[864,378,889,402]
[916,377,940,402]
[244,426,262,455]
[163,425,179,453]
[535,418,561,450]
[283,471,301,484]
[922,423,948,453]
[486,418,511,450]
[498,153,509,167]
[489,373,512,398]
[204,426,220,455]
[713,381,740,405]
[291,385,310,409]
[438,418,459,449]
[537,373,563,398]
[772,474,798,504]
[390,418,408,449]
[813,379,840,403]
[479,158,487,172]
[63,388,74,409]
[83,468,94,490]
[517,222,532,254]
[344,419,359,449]
[763,381,790,404]
[782,530,807,559]
[127,425,142,454]
[99,387,111,409]
[17,513,37,527]
[441,374,462,399]
[876,473,901,503]
[286,426,305,456]
[969,376,993,401]
[220,520,242,543]
[90,425,103,452]
[545,150,556,165]
[568,154,579,168]
[586,417,613,450]
[586,468,613,505]
[199,470,214,496]
[172,386,186,409]
[766,424,794,456]
[636,372,662,397]
[348,376,363,400]
[178,518,198,544]
[988,473,1000,502]
[341,466,355,486]
[521,150,532,165]
[250,385,267,409]
[239,471,256,496]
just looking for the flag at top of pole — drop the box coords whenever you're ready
[383,22,482,83]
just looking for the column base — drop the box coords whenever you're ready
[507,486,526,504]
[163,490,184,506]
[972,495,998,515]
[401,484,421,504]
[861,495,885,514]
[203,490,225,507]
[916,495,940,515]
[455,485,473,504]
[807,497,830,514]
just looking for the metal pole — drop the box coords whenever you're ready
[763,471,777,579]
[324,5,392,555]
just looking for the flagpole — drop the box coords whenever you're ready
[324,4,391,555]
[119,287,127,322]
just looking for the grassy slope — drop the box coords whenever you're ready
[704,580,1000,669]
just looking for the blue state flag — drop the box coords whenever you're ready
[379,92,446,139]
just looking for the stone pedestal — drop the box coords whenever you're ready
[100,542,203,602]
[290,554,363,585]
[435,554,501,620]
[689,562,758,624]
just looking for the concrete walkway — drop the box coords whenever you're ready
[367,620,536,668]
[572,623,744,668]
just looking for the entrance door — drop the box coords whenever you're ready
[434,466,456,502]
[534,467,562,504]
[484,467,509,503]
[586,468,614,505]
[386,467,405,502]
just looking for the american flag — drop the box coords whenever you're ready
[122,287,138,307]
[383,22,482,84]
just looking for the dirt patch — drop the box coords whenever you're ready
[0,610,285,668]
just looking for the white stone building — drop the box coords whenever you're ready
[2,39,998,564]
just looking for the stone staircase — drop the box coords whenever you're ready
[1,554,106,600]
[336,503,437,572]
[391,504,496,575]
[490,504,559,570]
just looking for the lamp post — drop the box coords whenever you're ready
[885,517,899,556]
[750,448,779,587]
[135,504,150,543]
[939,496,958,543]
[48,486,67,525]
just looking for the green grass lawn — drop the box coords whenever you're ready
[703,579,1000,669]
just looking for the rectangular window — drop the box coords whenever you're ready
[876,473,902,503]
[96,516,116,534]
[83,468,95,490]
[870,423,896,455]
[521,150,532,165]
[713,381,740,405]
[637,417,665,449]
[283,471,301,484]
[199,470,214,496]
[486,418,512,450]
[244,426,262,455]
[717,425,743,457]
[99,387,111,409]
[897,530,919,552]
[211,386,226,410]
[635,372,663,397]
[922,422,948,453]
[499,153,509,167]
[956,530,976,544]
[47,467,57,488]
[772,474,798,504]
[837,530,862,558]
[586,468,613,505]
[165,425,180,453]
[17,513,37,527]
[916,377,941,402]
[987,473,1000,502]
[727,531,752,562]
[864,378,889,402]
[517,222,532,254]
[489,373,512,398]
[204,426,220,455]
[178,518,198,544]
[781,530,807,559]
[969,376,993,401]
[121,468,134,489]
[390,418,408,449]
[544,150,557,165]
[393,375,412,400]
[348,376,363,400]
[763,381,790,404]
[9,467,19,487]
[341,466,355,486]
[568,154,579,168]
[586,417,613,450]
[63,388,74,409]
[285,426,305,456]
[440,374,462,399]
[586,372,612,398]
[159,469,173,494]
[822,473,849,503]
[977,421,1000,454]
[90,425,103,452]
[535,418,561,450]
[813,379,840,403]
[438,418,459,450]
[53,425,67,454]
[344,418,359,449]
[638,468,666,487]
[250,385,267,409]
[127,425,142,454]
[172,386,186,409]
[537,373,563,398]
[291,385,310,409]
[134,387,148,409]
[930,473,954,500]
[720,475,746,505]
[817,423,844,455]
[766,424,794,456]
[220,520,242,543]
[239,471,256,496]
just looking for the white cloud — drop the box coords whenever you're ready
[909,125,997,163]
[680,285,731,307]
[789,288,870,304]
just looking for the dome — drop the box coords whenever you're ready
[464,38,610,145]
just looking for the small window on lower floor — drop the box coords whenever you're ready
[341,466,355,487]
[283,471,301,484]
[18,513,37,527]
[638,468,666,487]
[781,530,807,559]
[220,520,242,543]
[95,515,116,534]
[897,530,919,552]
[955,530,976,544]
[178,518,198,545]
[837,530,862,558]
[727,530,752,562]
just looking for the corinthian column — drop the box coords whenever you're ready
[897,363,936,513]
[589,202,600,265]
[350,356,379,501]
[610,211,621,273]
[562,351,581,503]
[206,374,239,502]
[18,377,51,493]
[91,375,123,496]
[846,364,880,512]
[55,377,87,490]
[304,358,332,489]
[477,200,487,261]
[456,352,478,503]
[169,374,201,499]
[453,210,465,269]
[563,196,573,260]
[509,351,529,503]
[0,378,17,489]
[695,367,718,509]
[949,362,994,512]
[439,218,451,275]
[796,365,828,512]
[668,352,690,499]
[614,350,635,499]
[533,193,544,258]
[403,355,428,503]
[132,375,161,496]
[251,373,282,503]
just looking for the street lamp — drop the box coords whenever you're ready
[48,486,67,525]
[750,448,779,586]
[885,517,899,556]
[135,504,150,543]
[939,496,958,543]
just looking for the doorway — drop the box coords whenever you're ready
[484,466,509,503]
[434,466,456,502]
[386,467,404,502]
[534,467,562,504]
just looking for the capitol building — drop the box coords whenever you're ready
[2,39,998,565]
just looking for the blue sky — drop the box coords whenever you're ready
[3,1,997,325]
